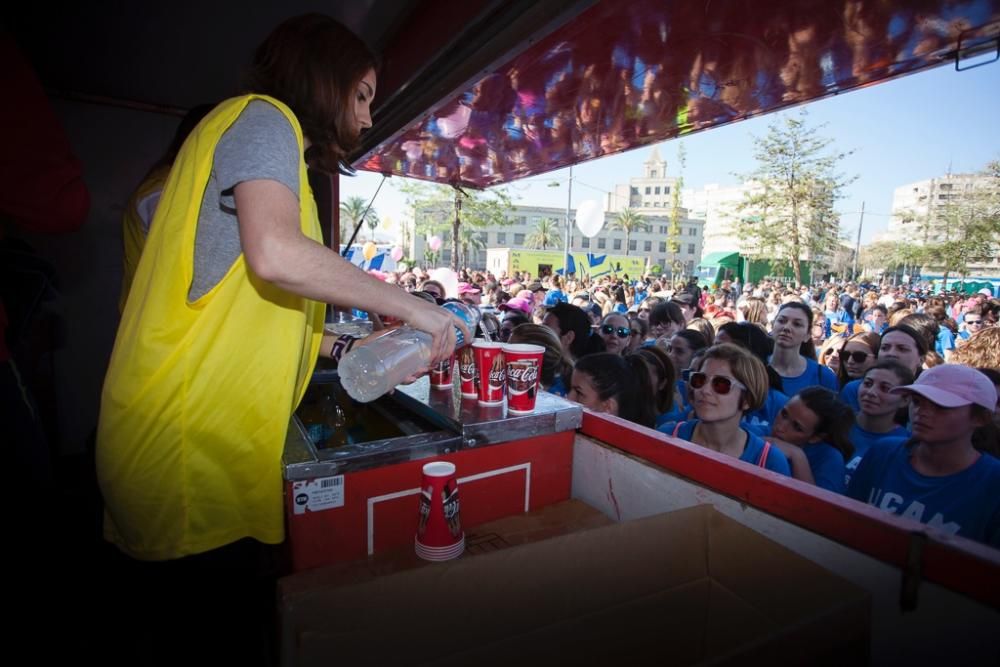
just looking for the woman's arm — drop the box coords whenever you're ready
[234,179,468,363]
[767,437,816,485]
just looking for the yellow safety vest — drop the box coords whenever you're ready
[119,164,169,313]
[97,95,324,560]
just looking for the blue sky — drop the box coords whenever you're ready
[343,59,999,246]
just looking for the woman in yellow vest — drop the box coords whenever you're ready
[97,14,467,661]
[118,104,214,313]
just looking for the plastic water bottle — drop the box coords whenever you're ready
[338,301,480,402]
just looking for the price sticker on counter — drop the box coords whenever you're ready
[292,476,345,514]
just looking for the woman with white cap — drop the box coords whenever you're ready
[847,364,1000,547]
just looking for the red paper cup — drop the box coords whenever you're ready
[457,345,478,398]
[430,353,455,389]
[473,341,505,405]
[415,461,464,559]
[502,343,545,414]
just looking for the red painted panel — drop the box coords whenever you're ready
[578,410,1000,609]
[285,431,573,571]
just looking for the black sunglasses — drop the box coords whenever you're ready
[688,372,746,395]
[838,349,871,363]
[966,318,983,326]
[601,324,631,339]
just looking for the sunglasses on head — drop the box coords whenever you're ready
[688,372,746,395]
[601,324,631,338]
[838,349,871,363]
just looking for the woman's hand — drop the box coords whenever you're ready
[403,296,471,365]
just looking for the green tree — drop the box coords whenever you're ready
[734,110,855,285]
[668,143,686,277]
[526,217,562,250]
[613,207,649,256]
[401,180,515,269]
[339,196,377,246]
[459,226,487,268]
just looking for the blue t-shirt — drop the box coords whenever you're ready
[547,374,568,397]
[613,303,628,314]
[543,289,567,307]
[656,420,792,476]
[844,425,908,488]
[935,325,956,357]
[848,441,1000,547]
[743,388,789,436]
[804,443,847,494]
[839,379,862,414]
[775,357,839,398]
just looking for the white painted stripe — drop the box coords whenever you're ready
[365,462,532,555]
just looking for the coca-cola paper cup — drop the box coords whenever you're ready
[415,461,464,560]
[472,341,505,405]
[457,345,478,398]
[430,353,455,389]
[502,343,544,414]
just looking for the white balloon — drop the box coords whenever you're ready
[575,200,605,238]
[429,267,459,298]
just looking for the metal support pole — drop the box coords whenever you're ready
[853,201,865,280]
[564,166,573,276]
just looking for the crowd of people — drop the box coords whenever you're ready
[374,264,1000,547]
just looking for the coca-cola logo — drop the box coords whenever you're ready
[459,362,477,376]
[508,364,538,385]
[488,369,506,385]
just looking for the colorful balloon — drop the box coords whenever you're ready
[362,241,377,261]
[390,246,404,262]
[428,235,443,252]
[429,267,458,298]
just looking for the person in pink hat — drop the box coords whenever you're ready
[847,364,1000,547]
[457,282,481,307]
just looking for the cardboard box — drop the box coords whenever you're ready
[279,504,870,666]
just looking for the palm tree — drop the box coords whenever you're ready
[460,227,487,268]
[526,218,562,250]
[613,207,649,256]
[364,210,381,241]
[339,196,377,245]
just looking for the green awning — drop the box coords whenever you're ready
[697,251,740,270]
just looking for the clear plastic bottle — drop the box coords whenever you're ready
[338,301,480,402]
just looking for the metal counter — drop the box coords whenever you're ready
[283,372,582,481]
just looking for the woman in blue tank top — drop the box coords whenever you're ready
[658,343,791,476]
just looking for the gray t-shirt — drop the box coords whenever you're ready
[189,100,300,300]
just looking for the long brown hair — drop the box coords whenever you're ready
[246,14,377,173]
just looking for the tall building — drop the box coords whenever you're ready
[882,173,1000,280]
[410,147,705,275]
[682,182,760,258]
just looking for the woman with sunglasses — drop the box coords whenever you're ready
[838,325,926,414]
[715,321,789,437]
[768,387,855,492]
[845,361,913,486]
[598,313,632,356]
[658,344,792,476]
[817,334,847,376]
[836,332,880,388]
[769,302,839,398]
